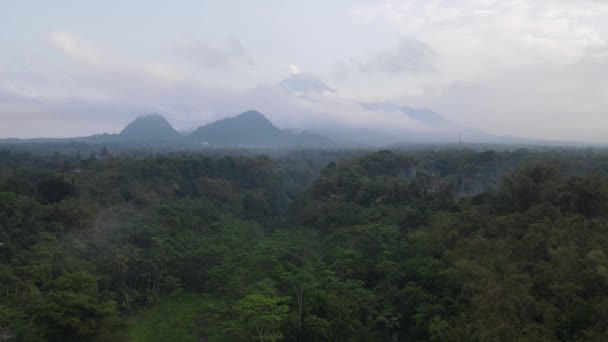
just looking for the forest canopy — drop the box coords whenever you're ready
[0,146,607,341]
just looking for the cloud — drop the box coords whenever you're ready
[179,37,254,70]
[359,37,437,74]
[48,30,104,67]
[280,73,337,99]
[406,47,608,142]
[344,0,608,141]
[289,64,300,75]
[352,0,607,74]
[47,30,184,83]
[0,31,219,137]
[330,62,350,81]
[0,31,431,140]
[1,31,399,138]
[238,84,428,138]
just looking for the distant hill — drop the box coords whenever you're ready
[345,101,569,146]
[190,110,333,148]
[190,110,281,146]
[119,114,184,142]
[1,108,585,149]
[0,111,333,148]
[361,102,453,128]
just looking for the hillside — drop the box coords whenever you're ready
[119,114,184,141]
[190,110,333,148]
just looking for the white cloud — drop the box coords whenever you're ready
[359,37,437,74]
[178,37,254,70]
[48,30,104,67]
[351,0,608,78]
[48,30,184,83]
[289,64,300,75]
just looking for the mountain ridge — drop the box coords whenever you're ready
[190,110,333,148]
[119,114,184,142]
[0,109,593,148]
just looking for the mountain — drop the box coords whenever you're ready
[0,108,586,149]
[400,106,452,127]
[119,114,184,141]
[358,102,579,146]
[280,73,337,96]
[361,102,453,128]
[190,110,282,147]
[189,110,333,148]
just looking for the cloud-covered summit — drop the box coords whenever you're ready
[280,72,337,98]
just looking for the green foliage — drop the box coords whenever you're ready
[37,176,77,204]
[223,292,290,341]
[2,148,608,340]
[40,272,124,341]
[129,294,215,342]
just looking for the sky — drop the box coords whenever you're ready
[2,0,608,142]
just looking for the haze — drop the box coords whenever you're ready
[2,0,608,143]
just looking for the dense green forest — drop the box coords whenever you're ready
[1,146,608,341]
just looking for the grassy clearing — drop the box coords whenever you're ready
[128,294,222,342]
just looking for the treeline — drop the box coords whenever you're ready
[0,148,607,341]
